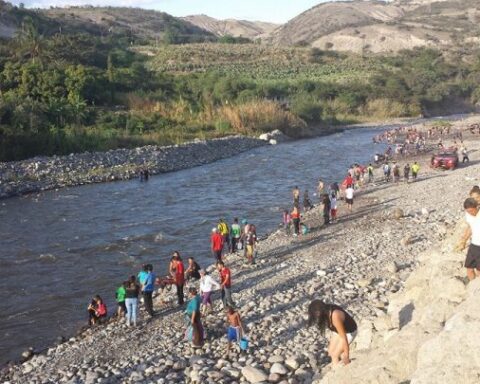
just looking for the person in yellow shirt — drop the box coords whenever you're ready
[411,162,420,180]
[218,218,230,254]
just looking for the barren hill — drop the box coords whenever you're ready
[183,14,278,40]
[270,0,480,54]
[269,1,405,46]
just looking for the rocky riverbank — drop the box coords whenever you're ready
[2,119,480,383]
[0,136,267,199]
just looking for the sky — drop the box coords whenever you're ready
[11,0,331,23]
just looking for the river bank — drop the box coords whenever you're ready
[0,136,267,199]
[2,119,480,383]
[0,113,472,200]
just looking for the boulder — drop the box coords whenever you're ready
[392,208,404,219]
[242,365,268,383]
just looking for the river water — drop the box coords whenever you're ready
[0,127,385,363]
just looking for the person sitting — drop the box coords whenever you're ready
[185,257,201,281]
[87,295,107,326]
[307,299,357,366]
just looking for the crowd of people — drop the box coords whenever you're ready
[84,121,476,367]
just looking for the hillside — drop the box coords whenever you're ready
[0,2,215,43]
[269,0,480,54]
[268,1,405,47]
[182,14,278,40]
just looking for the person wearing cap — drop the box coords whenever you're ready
[211,227,224,262]
[199,269,220,315]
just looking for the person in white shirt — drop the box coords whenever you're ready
[345,185,354,213]
[199,270,221,314]
[456,198,480,281]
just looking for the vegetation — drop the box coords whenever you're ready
[1,10,480,161]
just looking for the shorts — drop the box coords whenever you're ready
[333,331,357,344]
[246,245,254,257]
[346,198,353,205]
[465,244,480,269]
[227,326,240,342]
[118,302,127,312]
[202,291,212,305]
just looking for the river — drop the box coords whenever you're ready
[0,127,385,363]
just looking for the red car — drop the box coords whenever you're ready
[431,150,459,170]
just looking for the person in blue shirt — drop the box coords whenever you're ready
[185,287,204,348]
[140,264,156,317]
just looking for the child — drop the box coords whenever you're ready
[226,306,244,355]
[322,193,331,225]
[330,192,337,222]
[116,281,127,319]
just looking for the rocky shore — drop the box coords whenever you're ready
[0,136,267,199]
[2,118,480,383]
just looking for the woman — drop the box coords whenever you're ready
[199,269,220,315]
[307,300,357,365]
[185,287,204,348]
[170,252,185,306]
[125,275,140,327]
[291,206,300,237]
[87,295,107,326]
[185,257,201,281]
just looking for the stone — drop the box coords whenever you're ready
[285,357,300,371]
[268,373,281,382]
[392,208,404,219]
[316,270,327,277]
[270,363,288,375]
[242,365,269,383]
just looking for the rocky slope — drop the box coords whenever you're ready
[2,117,480,383]
[182,15,278,40]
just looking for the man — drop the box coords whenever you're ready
[411,162,420,180]
[230,218,241,253]
[211,228,224,262]
[217,261,235,308]
[456,198,480,281]
[293,186,300,208]
[245,225,257,264]
[367,164,374,183]
[170,252,185,306]
[218,219,230,254]
[460,145,469,163]
[140,264,156,317]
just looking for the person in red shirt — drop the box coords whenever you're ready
[217,261,235,308]
[170,251,185,306]
[211,228,224,262]
[344,173,354,188]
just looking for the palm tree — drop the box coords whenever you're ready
[15,16,44,64]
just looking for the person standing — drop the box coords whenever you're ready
[322,193,331,226]
[307,300,357,366]
[293,186,300,207]
[140,264,156,317]
[303,190,313,211]
[211,228,224,262]
[199,269,220,315]
[330,192,337,222]
[217,261,235,308]
[404,163,410,182]
[345,185,354,213]
[230,218,241,254]
[185,287,204,348]
[170,251,185,306]
[291,206,301,237]
[125,275,140,327]
[460,145,469,163]
[115,281,127,319]
[245,225,257,264]
[411,162,420,180]
[456,198,480,281]
[218,219,230,254]
[283,210,292,235]
[367,164,374,183]
[226,306,245,356]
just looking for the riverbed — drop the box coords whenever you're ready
[0,127,385,363]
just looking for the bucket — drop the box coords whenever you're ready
[240,337,249,351]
